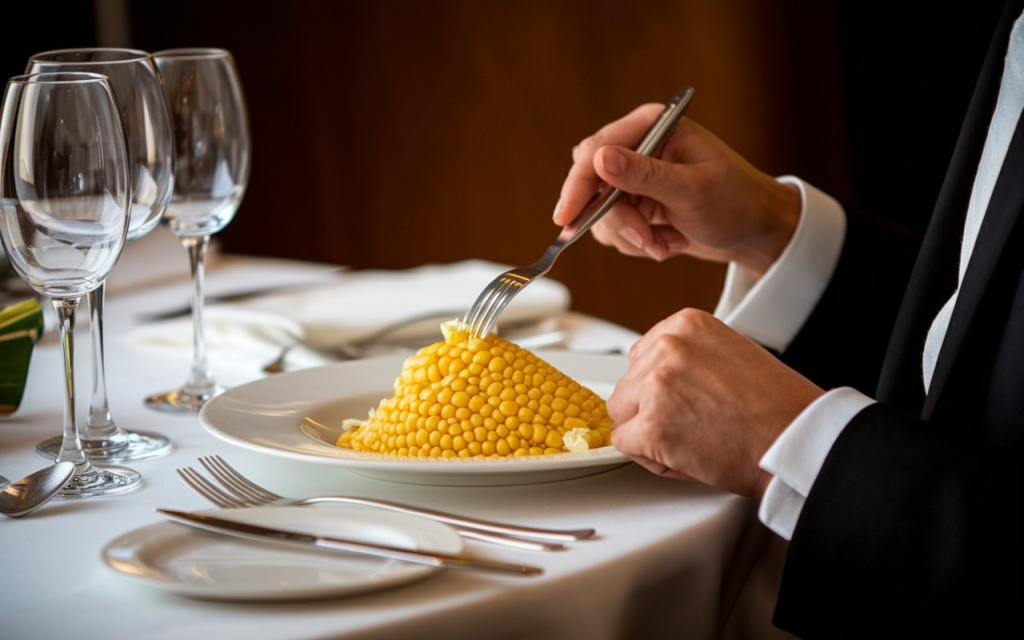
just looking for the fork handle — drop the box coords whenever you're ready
[558,85,694,247]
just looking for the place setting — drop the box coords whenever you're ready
[0,44,748,639]
[100,454,611,601]
[0,48,591,606]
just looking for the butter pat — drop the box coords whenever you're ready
[563,428,592,453]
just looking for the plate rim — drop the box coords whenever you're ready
[199,351,630,480]
[101,505,464,601]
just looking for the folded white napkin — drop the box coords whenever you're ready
[125,260,571,373]
[237,260,570,349]
[125,307,305,371]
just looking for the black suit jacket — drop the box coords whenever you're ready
[769,1,1024,636]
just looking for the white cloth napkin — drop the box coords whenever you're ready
[125,306,306,371]
[125,260,571,373]
[237,260,570,348]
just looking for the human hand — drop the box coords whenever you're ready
[554,105,801,278]
[607,308,824,496]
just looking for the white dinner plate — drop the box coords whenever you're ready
[102,504,463,601]
[199,352,631,486]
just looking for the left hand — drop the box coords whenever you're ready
[607,308,824,497]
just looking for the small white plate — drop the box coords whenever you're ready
[199,352,631,486]
[102,504,463,601]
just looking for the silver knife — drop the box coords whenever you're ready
[155,508,542,576]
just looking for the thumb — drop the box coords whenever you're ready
[595,145,683,202]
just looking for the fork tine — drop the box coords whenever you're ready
[205,456,283,502]
[176,467,243,509]
[197,456,277,506]
[468,279,513,337]
[465,279,503,336]
[474,279,517,338]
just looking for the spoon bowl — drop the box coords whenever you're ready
[0,461,75,517]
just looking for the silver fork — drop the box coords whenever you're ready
[178,456,595,551]
[463,86,694,338]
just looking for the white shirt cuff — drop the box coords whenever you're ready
[714,176,846,352]
[758,387,876,540]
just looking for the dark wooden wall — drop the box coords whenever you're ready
[2,0,1006,334]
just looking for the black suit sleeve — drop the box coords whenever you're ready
[773,402,1024,638]
[770,195,1024,637]
[778,206,921,395]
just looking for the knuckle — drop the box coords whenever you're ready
[635,156,660,185]
[577,133,601,156]
[673,307,712,333]
[647,363,680,391]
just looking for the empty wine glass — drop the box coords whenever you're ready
[28,48,175,461]
[0,72,141,496]
[145,48,250,413]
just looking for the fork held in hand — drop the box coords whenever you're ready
[463,86,694,338]
[178,456,595,551]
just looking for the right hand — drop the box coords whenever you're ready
[553,105,801,278]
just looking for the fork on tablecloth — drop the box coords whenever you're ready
[177,456,597,551]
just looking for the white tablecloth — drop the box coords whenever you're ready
[0,228,762,640]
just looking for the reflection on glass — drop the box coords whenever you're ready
[27,48,175,461]
[145,48,250,413]
[0,72,141,496]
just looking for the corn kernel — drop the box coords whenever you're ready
[336,322,614,458]
[499,400,518,418]
[545,430,564,449]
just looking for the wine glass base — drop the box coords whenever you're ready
[36,430,172,463]
[144,387,223,414]
[57,463,141,498]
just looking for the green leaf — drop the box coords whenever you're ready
[0,298,44,416]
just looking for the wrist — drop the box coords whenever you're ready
[735,178,801,278]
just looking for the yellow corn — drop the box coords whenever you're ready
[336,322,613,458]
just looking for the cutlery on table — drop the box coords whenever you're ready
[261,307,465,374]
[0,462,74,517]
[463,85,694,339]
[138,278,343,323]
[178,456,595,551]
[261,313,565,374]
[155,508,542,576]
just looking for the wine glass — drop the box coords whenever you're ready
[145,48,250,413]
[0,72,141,496]
[27,48,175,461]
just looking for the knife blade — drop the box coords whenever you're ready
[155,508,542,576]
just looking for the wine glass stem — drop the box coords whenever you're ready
[183,235,216,395]
[51,297,89,471]
[87,283,115,435]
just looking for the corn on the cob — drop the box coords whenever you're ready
[336,322,613,458]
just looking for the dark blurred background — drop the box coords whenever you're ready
[1,0,1008,333]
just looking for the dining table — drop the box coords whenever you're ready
[0,227,766,640]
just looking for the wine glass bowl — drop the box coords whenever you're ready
[27,48,175,461]
[158,48,249,238]
[28,49,174,242]
[145,48,250,413]
[0,72,141,497]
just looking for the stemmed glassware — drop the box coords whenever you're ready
[145,49,250,413]
[0,72,140,496]
[27,49,175,461]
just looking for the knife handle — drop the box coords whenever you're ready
[316,536,542,576]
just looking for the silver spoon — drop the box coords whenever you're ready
[0,461,75,517]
